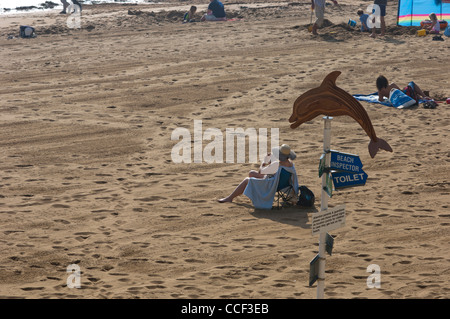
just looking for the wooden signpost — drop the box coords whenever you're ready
[289,71,393,299]
[312,117,364,298]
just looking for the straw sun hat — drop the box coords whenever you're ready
[273,144,297,161]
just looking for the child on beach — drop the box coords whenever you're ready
[357,9,370,32]
[183,6,197,23]
[424,13,441,34]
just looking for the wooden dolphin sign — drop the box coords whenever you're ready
[289,71,392,158]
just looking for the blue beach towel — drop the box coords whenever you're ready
[243,165,299,210]
[353,92,392,106]
[353,92,427,108]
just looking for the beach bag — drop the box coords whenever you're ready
[389,88,416,109]
[297,186,315,207]
[444,25,450,37]
[20,26,36,38]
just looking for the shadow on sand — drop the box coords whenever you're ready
[249,205,318,229]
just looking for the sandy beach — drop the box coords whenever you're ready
[0,0,449,299]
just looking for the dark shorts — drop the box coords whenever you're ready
[373,4,386,17]
[403,82,418,102]
[379,4,386,17]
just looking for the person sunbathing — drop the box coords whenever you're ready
[376,75,431,103]
[218,144,298,207]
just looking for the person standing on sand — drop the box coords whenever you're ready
[370,0,387,38]
[310,0,339,35]
[60,0,82,14]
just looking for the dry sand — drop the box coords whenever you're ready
[0,0,449,299]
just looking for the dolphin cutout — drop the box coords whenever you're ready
[289,71,392,158]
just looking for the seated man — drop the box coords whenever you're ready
[201,0,227,21]
[218,144,299,209]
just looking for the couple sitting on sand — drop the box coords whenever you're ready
[184,0,227,23]
[218,144,299,210]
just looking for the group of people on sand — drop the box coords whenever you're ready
[183,0,227,23]
[316,0,443,38]
[311,0,387,37]
[57,0,227,22]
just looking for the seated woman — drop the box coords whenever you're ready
[218,144,299,209]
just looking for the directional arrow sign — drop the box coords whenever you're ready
[330,150,363,174]
[331,170,368,189]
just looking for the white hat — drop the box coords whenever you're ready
[273,144,297,161]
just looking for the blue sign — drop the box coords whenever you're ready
[330,150,363,174]
[331,170,368,189]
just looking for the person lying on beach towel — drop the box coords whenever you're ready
[353,92,438,109]
[376,75,432,103]
[353,76,437,109]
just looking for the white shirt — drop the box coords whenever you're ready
[432,21,441,32]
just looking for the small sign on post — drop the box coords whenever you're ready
[319,153,326,177]
[320,150,368,191]
[330,150,363,173]
[331,171,368,189]
[324,172,333,198]
[325,233,334,256]
[312,205,346,236]
[309,254,320,287]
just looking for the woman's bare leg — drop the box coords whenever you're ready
[218,177,250,203]
[249,170,265,179]
[218,170,267,203]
